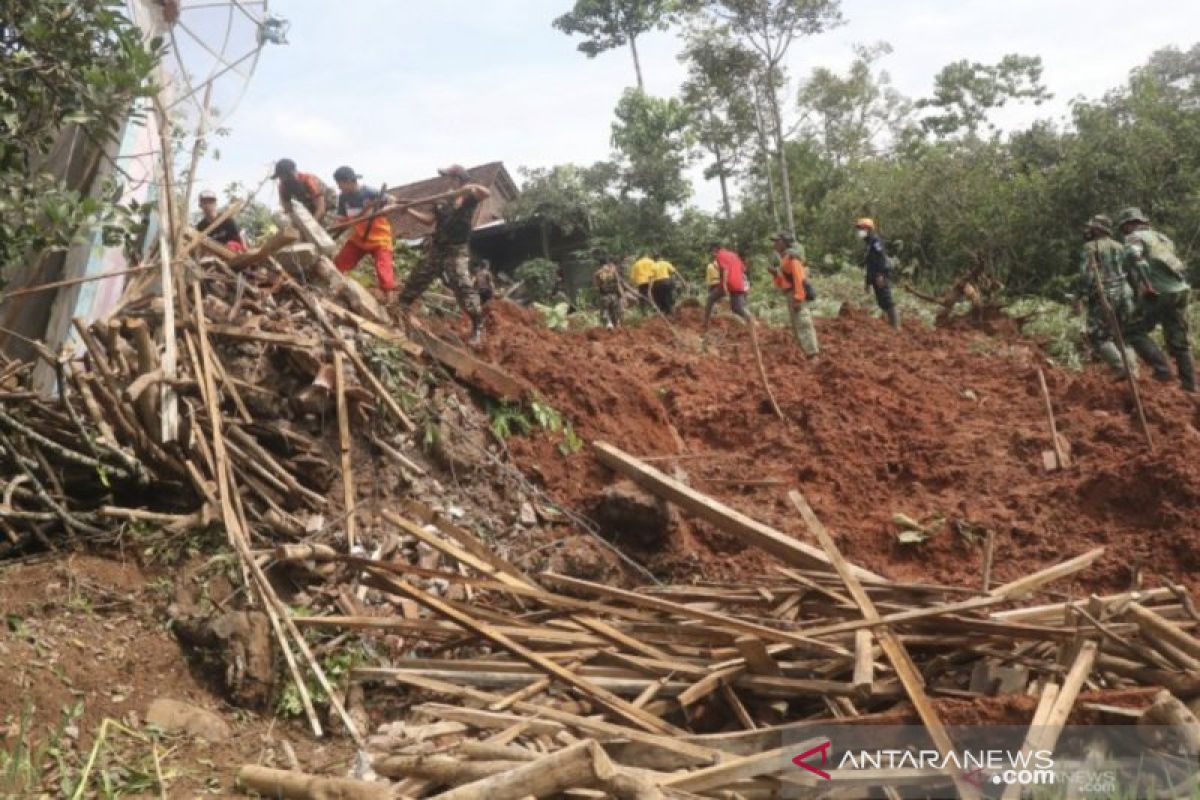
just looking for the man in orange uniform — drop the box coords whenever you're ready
[331,165,396,299]
[768,232,819,356]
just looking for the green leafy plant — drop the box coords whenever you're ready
[515,258,562,304]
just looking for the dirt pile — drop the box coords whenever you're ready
[476,300,1200,591]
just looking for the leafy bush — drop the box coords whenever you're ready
[515,258,561,303]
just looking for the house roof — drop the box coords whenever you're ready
[386,161,519,241]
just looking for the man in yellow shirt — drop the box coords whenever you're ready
[630,254,656,307]
[650,253,679,313]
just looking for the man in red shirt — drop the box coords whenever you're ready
[703,241,753,330]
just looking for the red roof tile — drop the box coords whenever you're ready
[385,162,519,241]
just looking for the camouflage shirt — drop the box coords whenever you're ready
[1077,236,1132,305]
[593,263,620,295]
[1123,228,1190,295]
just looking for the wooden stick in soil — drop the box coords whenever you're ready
[151,100,180,445]
[789,489,979,800]
[1088,245,1154,451]
[747,319,785,420]
[1036,367,1069,469]
[333,351,357,549]
[982,529,996,592]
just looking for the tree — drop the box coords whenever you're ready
[0,0,160,283]
[679,24,759,217]
[795,41,911,168]
[552,0,677,90]
[916,55,1052,138]
[610,89,694,212]
[692,0,844,238]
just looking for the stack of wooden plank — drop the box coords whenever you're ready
[256,471,1200,799]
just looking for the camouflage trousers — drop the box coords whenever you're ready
[598,292,622,327]
[788,298,819,356]
[398,242,482,326]
[1085,295,1137,376]
[1128,289,1192,358]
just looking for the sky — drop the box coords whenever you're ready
[172,0,1200,212]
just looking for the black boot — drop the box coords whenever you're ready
[1176,352,1197,393]
[1131,338,1174,382]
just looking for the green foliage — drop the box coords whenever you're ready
[488,399,583,456]
[533,301,573,330]
[917,55,1052,137]
[0,0,161,282]
[553,0,679,87]
[515,257,562,303]
[611,88,695,211]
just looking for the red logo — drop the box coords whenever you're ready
[792,740,832,780]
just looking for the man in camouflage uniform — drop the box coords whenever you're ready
[1076,214,1138,378]
[593,257,623,329]
[1117,207,1196,392]
[398,165,490,345]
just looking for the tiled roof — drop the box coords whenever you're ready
[385,162,518,241]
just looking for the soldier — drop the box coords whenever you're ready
[474,259,496,304]
[1116,207,1196,392]
[1075,214,1137,378]
[767,233,819,357]
[398,165,490,345]
[855,218,899,329]
[593,256,623,329]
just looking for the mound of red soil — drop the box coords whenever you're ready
[473,300,1200,592]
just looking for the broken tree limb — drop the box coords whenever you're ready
[236,765,390,800]
[789,489,978,800]
[428,739,619,800]
[230,227,301,269]
[593,442,885,583]
[1036,367,1070,469]
[746,320,784,421]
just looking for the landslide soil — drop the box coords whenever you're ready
[476,300,1200,592]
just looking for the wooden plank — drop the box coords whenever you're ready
[204,323,320,350]
[1126,602,1200,662]
[333,352,356,549]
[735,637,782,676]
[543,572,848,657]
[988,548,1105,600]
[230,226,300,268]
[362,567,681,735]
[661,744,799,792]
[594,443,885,583]
[788,490,978,800]
[409,328,532,403]
[288,198,337,256]
[852,629,874,690]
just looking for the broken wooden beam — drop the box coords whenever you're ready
[593,443,885,583]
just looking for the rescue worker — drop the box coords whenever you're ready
[630,253,657,307]
[474,259,496,304]
[650,253,679,314]
[703,241,752,329]
[1117,207,1196,392]
[593,256,623,329]
[274,158,334,224]
[1075,214,1137,378]
[768,232,819,356]
[331,166,396,298]
[855,218,899,329]
[196,189,245,253]
[398,164,490,345]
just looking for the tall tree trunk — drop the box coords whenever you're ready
[751,85,779,228]
[710,128,732,220]
[765,65,796,238]
[628,34,645,91]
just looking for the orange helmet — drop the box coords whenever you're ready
[854,217,876,230]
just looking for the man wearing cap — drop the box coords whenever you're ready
[332,166,396,297]
[1116,207,1195,391]
[195,189,246,254]
[768,232,819,357]
[703,241,752,329]
[855,217,899,329]
[274,158,334,225]
[398,165,491,344]
[1075,214,1137,378]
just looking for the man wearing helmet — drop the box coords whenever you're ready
[854,217,899,329]
[1076,214,1137,378]
[1116,207,1195,392]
